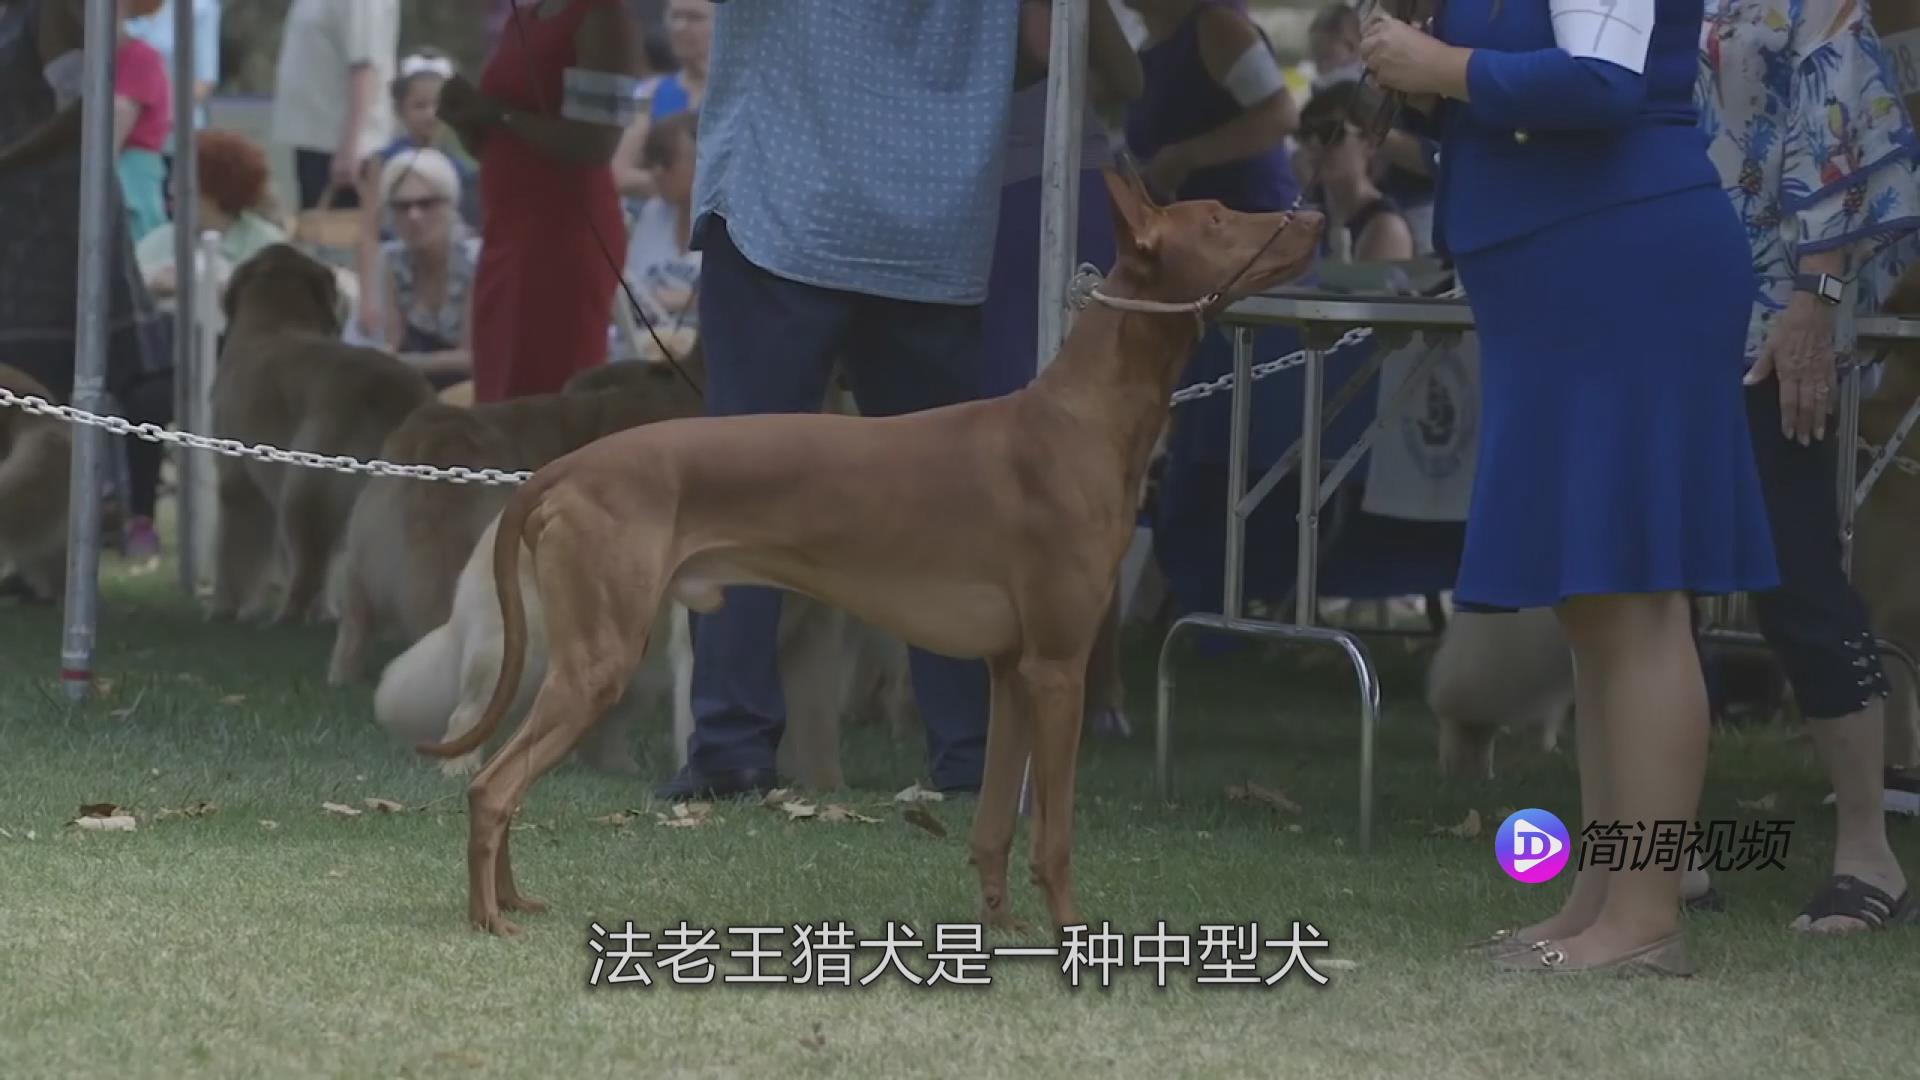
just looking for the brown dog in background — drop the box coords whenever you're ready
[209,245,436,624]
[327,358,705,685]
[0,364,72,603]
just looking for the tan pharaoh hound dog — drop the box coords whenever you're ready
[418,166,1323,937]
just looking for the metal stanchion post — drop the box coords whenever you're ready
[59,0,122,701]
[171,0,199,594]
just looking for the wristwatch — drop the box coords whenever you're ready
[1793,272,1846,306]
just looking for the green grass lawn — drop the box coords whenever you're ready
[1,550,1915,1080]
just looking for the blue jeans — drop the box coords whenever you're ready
[686,218,1003,789]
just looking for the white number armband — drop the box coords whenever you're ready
[562,67,645,127]
[1549,0,1655,75]
[1221,42,1286,108]
[43,49,84,108]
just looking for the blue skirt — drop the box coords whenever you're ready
[1451,185,1779,610]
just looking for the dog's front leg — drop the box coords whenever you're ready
[969,657,1033,931]
[1019,655,1089,930]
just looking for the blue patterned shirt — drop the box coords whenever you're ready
[690,1,1019,305]
[1698,0,1920,363]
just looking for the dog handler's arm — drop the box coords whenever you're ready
[1456,0,1654,129]
[496,3,644,168]
[1143,5,1297,192]
[0,3,87,175]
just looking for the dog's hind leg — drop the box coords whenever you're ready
[271,470,348,626]
[1019,652,1090,929]
[210,466,273,621]
[969,656,1033,931]
[465,524,663,937]
[327,563,373,685]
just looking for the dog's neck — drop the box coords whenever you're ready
[1027,264,1210,490]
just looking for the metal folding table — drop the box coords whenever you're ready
[1155,289,1920,854]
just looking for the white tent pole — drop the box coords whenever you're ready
[1034,0,1090,372]
[60,0,121,701]
[172,0,201,595]
[1023,0,1092,817]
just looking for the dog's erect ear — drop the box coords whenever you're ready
[221,248,266,324]
[1102,162,1160,258]
[307,260,343,332]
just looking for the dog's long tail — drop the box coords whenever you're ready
[415,490,534,760]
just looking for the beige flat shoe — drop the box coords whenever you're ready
[1492,932,1695,978]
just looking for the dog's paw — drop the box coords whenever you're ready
[501,893,549,915]
[441,752,483,779]
[472,913,525,939]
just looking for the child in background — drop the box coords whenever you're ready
[616,111,700,364]
[115,0,173,242]
[377,50,479,226]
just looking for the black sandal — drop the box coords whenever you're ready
[1791,875,1917,933]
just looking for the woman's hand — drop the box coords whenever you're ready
[146,264,177,299]
[1360,13,1468,99]
[1142,144,1196,202]
[1745,294,1839,444]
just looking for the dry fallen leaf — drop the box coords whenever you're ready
[258,820,279,831]
[1736,794,1778,813]
[0,828,11,840]
[593,811,638,827]
[362,797,405,814]
[78,803,122,818]
[903,806,947,838]
[326,868,348,879]
[24,830,36,841]
[1433,809,1482,839]
[820,804,881,824]
[781,800,819,821]
[73,814,138,832]
[152,801,219,821]
[93,678,115,696]
[761,788,794,808]
[219,694,246,706]
[799,1021,826,1052]
[894,782,945,804]
[1227,782,1302,814]
[656,802,717,829]
[1320,958,1360,972]
[1286,824,1304,834]
[321,802,363,818]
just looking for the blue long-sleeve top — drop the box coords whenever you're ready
[1423,0,1723,257]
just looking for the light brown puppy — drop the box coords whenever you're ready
[415,168,1321,937]
[327,357,704,685]
[0,364,72,603]
[209,244,436,624]
[1426,608,1571,779]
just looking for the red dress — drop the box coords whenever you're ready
[471,0,627,402]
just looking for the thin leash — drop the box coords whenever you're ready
[1085,151,1318,333]
[504,0,702,399]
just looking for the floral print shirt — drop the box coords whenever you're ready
[1699,0,1920,364]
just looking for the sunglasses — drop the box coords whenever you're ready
[390,195,450,215]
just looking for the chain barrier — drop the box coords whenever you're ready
[1861,440,1920,478]
[0,271,1383,486]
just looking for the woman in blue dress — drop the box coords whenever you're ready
[1364,0,1780,975]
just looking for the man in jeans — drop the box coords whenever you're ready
[655,0,1020,800]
